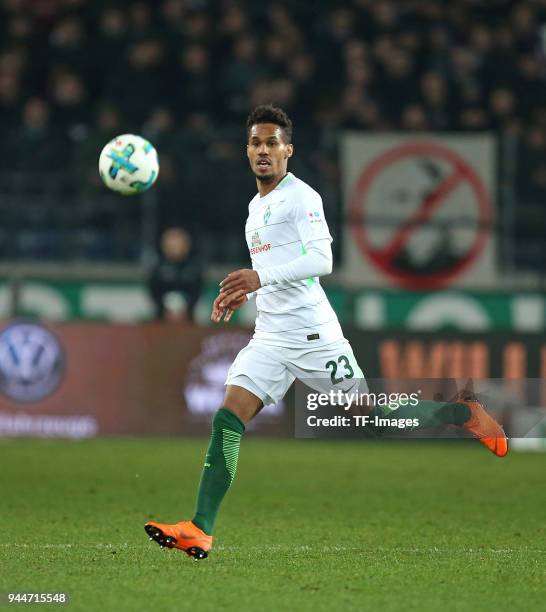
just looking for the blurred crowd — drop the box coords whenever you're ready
[0,0,545,267]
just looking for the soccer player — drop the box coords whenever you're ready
[145,105,508,559]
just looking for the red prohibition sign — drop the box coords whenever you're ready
[348,141,493,290]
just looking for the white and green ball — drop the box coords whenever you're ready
[99,134,159,195]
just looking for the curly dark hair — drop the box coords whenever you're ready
[246,104,293,143]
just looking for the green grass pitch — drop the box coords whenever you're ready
[1,438,545,611]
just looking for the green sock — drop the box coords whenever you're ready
[370,400,470,435]
[192,407,245,535]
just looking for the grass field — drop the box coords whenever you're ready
[1,438,545,611]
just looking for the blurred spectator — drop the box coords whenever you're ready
[74,105,123,190]
[511,3,538,52]
[401,104,429,131]
[376,47,416,120]
[0,71,21,131]
[176,43,213,117]
[218,3,247,41]
[424,26,452,74]
[6,13,33,44]
[263,34,289,76]
[161,0,186,39]
[0,46,27,76]
[287,53,318,127]
[106,38,169,125]
[128,1,155,40]
[13,97,66,172]
[459,107,488,131]
[449,46,484,108]
[222,35,262,118]
[89,7,127,97]
[419,72,450,128]
[182,10,211,43]
[47,16,87,74]
[489,87,518,130]
[515,54,546,116]
[49,69,88,130]
[147,227,204,322]
[518,127,546,200]
[143,107,177,153]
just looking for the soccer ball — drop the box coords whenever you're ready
[99,134,159,195]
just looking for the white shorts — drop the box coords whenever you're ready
[225,338,365,405]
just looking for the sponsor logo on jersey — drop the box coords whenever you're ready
[250,243,272,255]
[308,210,323,224]
[250,231,272,255]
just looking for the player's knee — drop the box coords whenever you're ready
[222,385,262,423]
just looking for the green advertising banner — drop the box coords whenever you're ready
[0,279,543,332]
[350,290,544,332]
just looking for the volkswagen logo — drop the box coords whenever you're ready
[0,322,65,403]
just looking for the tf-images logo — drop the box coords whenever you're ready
[0,322,65,402]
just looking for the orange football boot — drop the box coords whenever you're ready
[457,395,509,458]
[144,520,212,559]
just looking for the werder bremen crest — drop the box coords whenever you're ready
[264,204,271,225]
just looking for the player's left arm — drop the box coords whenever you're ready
[253,192,333,287]
[255,238,332,286]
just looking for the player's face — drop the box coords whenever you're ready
[247,123,293,183]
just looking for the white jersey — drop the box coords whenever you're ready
[245,172,344,347]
